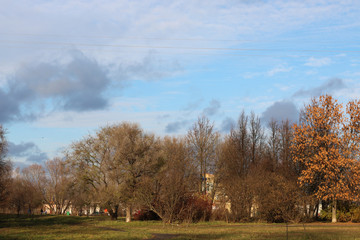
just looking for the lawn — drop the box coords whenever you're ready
[1,214,360,240]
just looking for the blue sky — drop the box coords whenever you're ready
[1,0,360,168]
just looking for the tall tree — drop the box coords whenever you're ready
[249,112,264,165]
[291,95,360,223]
[187,116,219,194]
[9,168,43,215]
[278,120,294,171]
[137,137,198,223]
[0,125,11,207]
[267,119,280,171]
[68,127,121,219]
[217,112,254,220]
[8,171,28,215]
[109,123,161,222]
[22,164,47,198]
[45,158,73,214]
[21,164,47,213]
[68,123,161,221]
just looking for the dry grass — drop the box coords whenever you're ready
[1,214,360,239]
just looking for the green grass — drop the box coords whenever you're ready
[1,214,360,239]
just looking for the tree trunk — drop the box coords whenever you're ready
[314,201,319,220]
[109,205,118,220]
[110,211,118,220]
[332,199,337,223]
[126,205,132,222]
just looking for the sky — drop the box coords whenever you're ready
[1,0,360,168]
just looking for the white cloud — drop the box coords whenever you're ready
[267,65,293,76]
[274,83,292,91]
[305,70,318,75]
[34,107,171,134]
[305,57,332,67]
[243,72,262,79]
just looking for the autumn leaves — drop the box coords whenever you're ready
[291,95,360,222]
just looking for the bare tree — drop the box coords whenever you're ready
[67,123,161,221]
[218,137,253,221]
[8,172,27,215]
[8,168,43,215]
[0,125,11,208]
[230,111,250,174]
[267,119,280,171]
[22,164,47,198]
[67,128,116,217]
[137,137,198,223]
[109,123,161,222]
[21,164,47,213]
[249,112,264,165]
[45,158,73,214]
[217,112,254,220]
[187,116,219,194]
[67,163,94,216]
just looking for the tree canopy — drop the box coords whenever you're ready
[291,95,360,222]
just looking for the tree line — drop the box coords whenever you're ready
[1,95,360,223]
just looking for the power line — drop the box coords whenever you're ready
[0,44,351,59]
[0,32,254,43]
[0,40,359,53]
[1,32,359,45]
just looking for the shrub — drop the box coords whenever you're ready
[211,207,230,222]
[338,211,351,222]
[350,206,360,222]
[181,194,212,223]
[320,202,358,222]
[133,209,160,221]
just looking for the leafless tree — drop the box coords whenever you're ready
[249,112,264,165]
[22,164,47,198]
[267,119,280,171]
[187,116,219,194]
[8,168,43,215]
[45,158,73,214]
[67,123,161,221]
[67,127,120,219]
[217,112,254,220]
[137,137,198,223]
[0,125,11,208]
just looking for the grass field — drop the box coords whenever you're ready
[1,214,360,240]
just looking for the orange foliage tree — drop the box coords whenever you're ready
[291,95,360,223]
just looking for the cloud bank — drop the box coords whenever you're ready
[261,100,299,124]
[8,141,48,163]
[293,78,346,98]
[0,51,110,123]
[203,99,221,116]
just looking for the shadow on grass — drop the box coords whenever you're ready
[0,214,95,228]
[146,232,238,240]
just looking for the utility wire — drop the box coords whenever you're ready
[1,32,359,44]
[0,44,352,59]
[0,40,359,53]
[0,32,249,43]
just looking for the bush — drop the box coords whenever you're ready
[338,210,351,222]
[350,206,360,222]
[181,194,212,223]
[320,202,360,222]
[211,207,230,222]
[133,209,160,221]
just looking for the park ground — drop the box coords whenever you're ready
[1,214,360,240]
